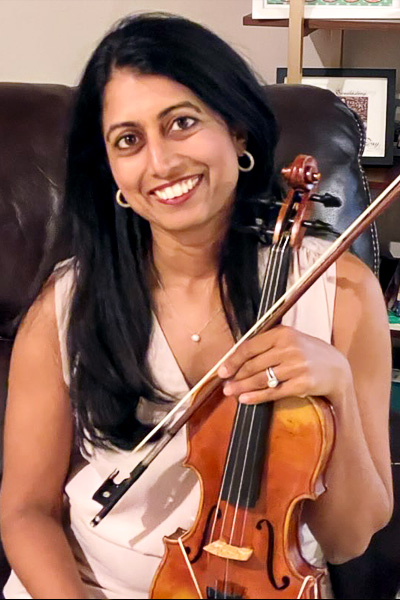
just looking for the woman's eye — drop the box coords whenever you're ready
[170,116,197,132]
[115,134,138,149]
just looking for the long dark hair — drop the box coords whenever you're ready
[64,12,278,451]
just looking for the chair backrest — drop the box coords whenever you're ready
[0,81,378,592]
[266,84,378,275]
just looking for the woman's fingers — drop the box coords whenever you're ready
[217,325,346,404]
[218,328,283,379]
[223,363,309,399]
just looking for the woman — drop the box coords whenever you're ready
[0,12,392,600]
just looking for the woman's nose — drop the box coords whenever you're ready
[146,135,180,178]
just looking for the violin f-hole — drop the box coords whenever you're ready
[257,519,290,591]
[189,505,222,564]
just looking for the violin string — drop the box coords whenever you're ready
[217,236,289,551]
[208,231,285,543]
[240,239,289,546]
[231,236,289,547]
[177,537,203,599]
[207,407,243,543]
[217,237,287,597]
[220,239,285,548]
[238,236,289,548]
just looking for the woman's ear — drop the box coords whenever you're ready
[235,138,247,157]
[231,126,247,156]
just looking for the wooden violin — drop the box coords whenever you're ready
[150,155,334,599]
[91,157,400,599]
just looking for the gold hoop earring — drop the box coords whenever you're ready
[238,150,255,173]
[116,189,130,208]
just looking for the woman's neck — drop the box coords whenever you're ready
[150,224,225,285]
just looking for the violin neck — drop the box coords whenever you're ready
[258,236,292,318]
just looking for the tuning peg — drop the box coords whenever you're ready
[233,221,273,243]
[301,219,340,236]
[310,193,342,208]
[251,196,283,207]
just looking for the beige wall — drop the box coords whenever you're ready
[0,0,333,87]
[343,30,400,77]
[1,1,398,90]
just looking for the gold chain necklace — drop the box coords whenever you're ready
[156,276,223,343]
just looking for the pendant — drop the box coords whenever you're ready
[191,333,201,343]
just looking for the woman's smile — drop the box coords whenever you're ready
[149,174,203,205]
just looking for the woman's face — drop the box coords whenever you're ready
[102,69,245,235]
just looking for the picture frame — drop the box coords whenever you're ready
[276,68,396,166]
[253,0,400,20]
[394,98,400,157]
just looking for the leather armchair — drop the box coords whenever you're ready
[0,82,389,596]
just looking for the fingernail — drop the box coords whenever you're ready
[218,366,229,378]
[223,383,232,396]
[239,394,251,403]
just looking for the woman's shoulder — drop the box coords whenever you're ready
[24,258,76,327]
[14,258,77,381]
[336,248,375,282]
[335,249,386,319]
[13,272,61,366]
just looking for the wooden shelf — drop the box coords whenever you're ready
[243,14,400,36]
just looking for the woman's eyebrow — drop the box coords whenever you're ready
[158,101,202,120]
[105,101,202,141]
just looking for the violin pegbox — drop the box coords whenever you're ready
[275,155,342,249]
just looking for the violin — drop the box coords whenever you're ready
[91,157,400,599]
[150,155,335,600]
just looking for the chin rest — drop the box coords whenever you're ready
[0,82,382,594]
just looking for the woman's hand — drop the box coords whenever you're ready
[217,324,353,405]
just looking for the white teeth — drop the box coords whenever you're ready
[153,175,200,200]
[172,183,183,196]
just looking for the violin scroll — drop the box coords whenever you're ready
[273,155,321,249]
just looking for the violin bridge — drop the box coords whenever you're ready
[203,539,253,561]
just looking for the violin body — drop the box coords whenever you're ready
[151,384,335,599]
[150,156,336,599]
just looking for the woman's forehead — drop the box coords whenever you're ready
[102,71,206,124]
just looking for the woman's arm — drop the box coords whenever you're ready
[218,251,393,564]
[302,251,393,563]
[0,281,88,599]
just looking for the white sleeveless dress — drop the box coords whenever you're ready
[4,237,336,599]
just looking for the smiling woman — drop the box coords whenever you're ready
[0,11,392,600]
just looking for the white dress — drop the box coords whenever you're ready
[4,237,336,599]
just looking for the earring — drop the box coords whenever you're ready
[116,189,130,208]
[238,150,255,173]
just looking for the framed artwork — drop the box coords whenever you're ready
[276,68,396,165]
[253,0,400,20]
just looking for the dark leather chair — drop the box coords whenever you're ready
[0,81,392,597]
